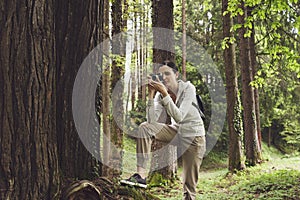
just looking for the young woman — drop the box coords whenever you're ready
[122,61,206,200]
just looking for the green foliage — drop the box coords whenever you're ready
[125,99,147,133]
[237,0,300,153]
[129,99,147,125]
[175,0,223,56]
[221,36,236,50]
[257,72,300,152]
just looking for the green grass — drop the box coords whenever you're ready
[149,142,300,200]
[121,136,139,178]
[226,169,300,200]
[121,136,300,199]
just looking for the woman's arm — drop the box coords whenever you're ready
[161,84,196,123]
[147,93,165,123]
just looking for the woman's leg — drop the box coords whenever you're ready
[181,136,206,200]
[136,122,177,178]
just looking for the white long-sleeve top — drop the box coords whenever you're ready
[147,80,205,137]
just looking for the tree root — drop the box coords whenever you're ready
[60,177,160,200]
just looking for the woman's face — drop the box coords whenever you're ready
[158,65,179,91]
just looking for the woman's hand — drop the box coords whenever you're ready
[148,78,168,97]
[147,76,156,99]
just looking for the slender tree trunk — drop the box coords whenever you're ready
[135,6,142,101]
[95,0,105,177]
[182,0,187,81]
[109,0,125,178]
[151,0,177,180]
[101,0,111,177]
[222,0,245,172]
[0,1,59,199]
[140,4,147,101]
[248,7,262,150]
[238,3,262,166]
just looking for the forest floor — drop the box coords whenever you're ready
[62,142,299,199]
[149,143,300,200]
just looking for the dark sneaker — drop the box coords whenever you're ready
[120,173,147,188]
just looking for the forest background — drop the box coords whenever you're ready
[0,0,299,199]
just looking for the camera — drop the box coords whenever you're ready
[151,73,163,82]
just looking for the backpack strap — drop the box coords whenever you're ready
[192,101,205,120]
[196,94,205,113]
[175,91,185,107]
[176,92,205,120]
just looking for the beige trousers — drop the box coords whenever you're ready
[136,122,206,200]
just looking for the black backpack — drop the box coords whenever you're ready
[192,95,205,120]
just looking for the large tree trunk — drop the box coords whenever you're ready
[238,3,262,166]
[151,0,177,180]
[0,0,102,199]
[222,0,245,172]
[0,1,59,198]
[56,0,101,179]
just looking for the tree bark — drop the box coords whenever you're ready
[0,1,59,198]
[56,0,101,179]
[101,0,111,177]
[152,0,175,69]
[0,0,102,199]
[140,3,147,101]
[238,3,262,166]
[248,7,262,150]
[222,0,245,172]
[109,0,125,178]
[182,0,187,81]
